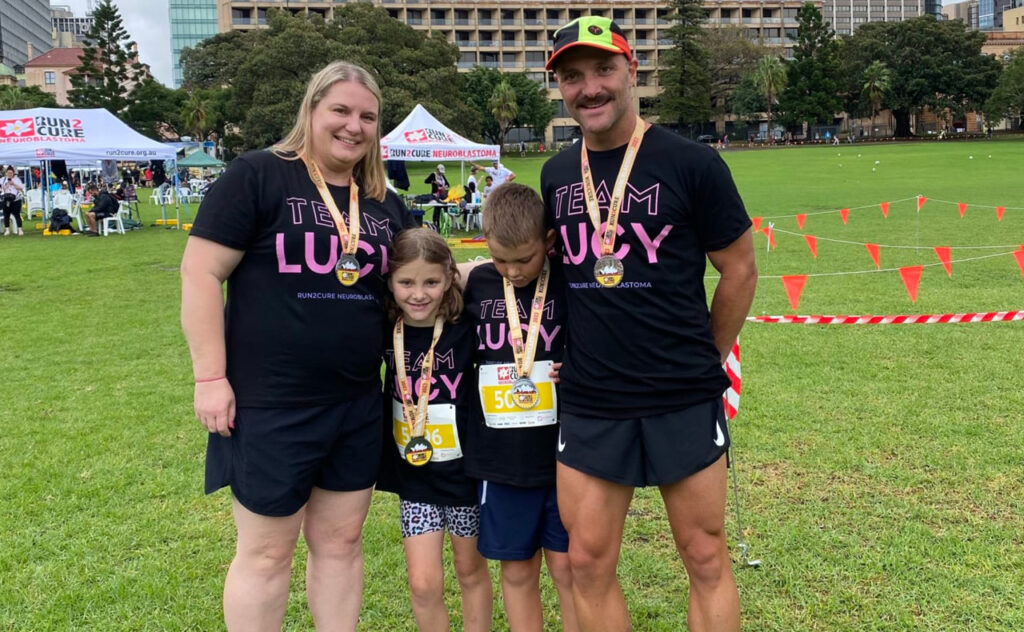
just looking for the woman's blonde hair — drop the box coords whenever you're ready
[386,229,463,324]
[272,61,388,202]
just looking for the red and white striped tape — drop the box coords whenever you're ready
[747,311,1024,325]
[723,340,741,420]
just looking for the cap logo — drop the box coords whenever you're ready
[588,25,603,35]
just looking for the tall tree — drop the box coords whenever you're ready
[753,55,787,141]
[839,16,1001,136]
[861,61,892,136]
[488,81,519,150]
[657,0,712,132]
[181,90,211,141]
[984,50,1024,129]
[180,30,260,90]
[68,0,145,113]
[460,68,556,145]
[778,3,841,134]
[702,27,768,130]
[122,78,186,139]
[729,73,769,126]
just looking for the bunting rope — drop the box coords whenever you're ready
[747,311,1024,325]
[757,194,1022,221]
[768,227,1021,251]
[759,196,919,219]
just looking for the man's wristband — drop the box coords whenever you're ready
[195,376,226,384]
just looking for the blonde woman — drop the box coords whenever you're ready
[181,61,416,631]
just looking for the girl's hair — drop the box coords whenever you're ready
[272,60,388,202]
[386,229,463,323]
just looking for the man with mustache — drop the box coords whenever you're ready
[539,17,758,632]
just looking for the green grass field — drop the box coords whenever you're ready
[1,139,1022,631]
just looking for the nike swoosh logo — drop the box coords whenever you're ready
[713,422,725,447]
[557,428,566,453]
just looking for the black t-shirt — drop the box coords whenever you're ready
[463,261,567,487]
[377,317,478,506]
[189,150,416,407]
[540,125,751,419]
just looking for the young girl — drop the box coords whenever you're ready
[378,228,493,632]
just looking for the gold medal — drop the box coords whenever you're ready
[593,254,624,288]
[335,254,360,286]
[404,436,433,466]
[580,116,646,289]
[301,154,362,286]
[511,377,541,410]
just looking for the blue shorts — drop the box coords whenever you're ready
[477,481,569,561]
[204,390,382,517]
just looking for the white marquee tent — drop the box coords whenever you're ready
[381,104,499,163]
[0,107,176,163]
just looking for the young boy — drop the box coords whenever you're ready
[462,183,578,632]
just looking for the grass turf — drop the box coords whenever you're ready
[0,138,1022,630]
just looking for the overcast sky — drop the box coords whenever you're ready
[59,0,172,86]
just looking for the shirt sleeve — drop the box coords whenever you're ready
[189,155,262,251]
[692,154,752,253]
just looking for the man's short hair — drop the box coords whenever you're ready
[482,183,547,248]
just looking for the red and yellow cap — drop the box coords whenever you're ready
[545,16,632,72]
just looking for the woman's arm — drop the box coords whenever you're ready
[181,236,245,437]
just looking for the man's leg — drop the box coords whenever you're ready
[302,486,373,631]
[86,211,97,233]
[659,456,738,632]
[224,498,304,632]
[556,463,634,632]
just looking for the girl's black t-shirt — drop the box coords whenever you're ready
[377,317,478,506]
[189,150,416,407]
[540,125,752,419]
[462,261,567,488]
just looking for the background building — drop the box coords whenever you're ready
[820,0,937,36]
[23,47,82,105]
[169,0,219,88]
[51,4,95,48]
[0,0,52,69]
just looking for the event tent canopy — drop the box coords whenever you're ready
[177,151,224,168]
[380,104,499,162]
[0,107,176,162]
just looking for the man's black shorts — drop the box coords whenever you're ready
[204,390,382,516]
[556,397,729,488]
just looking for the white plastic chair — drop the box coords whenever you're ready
[25,189,43,220]
[101,202,131,236]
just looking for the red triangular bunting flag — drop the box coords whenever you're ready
[934,246,952,277]
[1014,249,1024,277]
[839,208,849,224]
[996,206,1005,221]
[917,196,927,211]
[761,226,776,249]
[751,216,762,232]
[781,275,808,310]
[865,243,881,269]
[880,202,890,218]
[958,202,967,218]
[795,213,806,229]
[899,266,924,302]
[804,234,818,258]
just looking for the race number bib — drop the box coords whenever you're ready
[392,401,462,462]
[478,361,558,429]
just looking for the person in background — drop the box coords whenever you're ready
[471,159,516,188]
[83,183,119,235]
[424,163,450,225]
[1,166,25,236]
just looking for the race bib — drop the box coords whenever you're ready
[392,401,462,462]
[478,361,558,429]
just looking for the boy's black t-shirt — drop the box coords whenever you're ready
[463,261,567,488]
[189,150,416,407]
[540,125,751,419]
[377,317,478,506]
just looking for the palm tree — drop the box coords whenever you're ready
[489,81,518,152]
[181,91,210,141]
[753,55,787,143]
[862,61,891,137]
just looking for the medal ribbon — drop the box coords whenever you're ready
[393,317,445,438]
[300,154,360,257]
[502,260,550,381]
[580,116,647,257]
